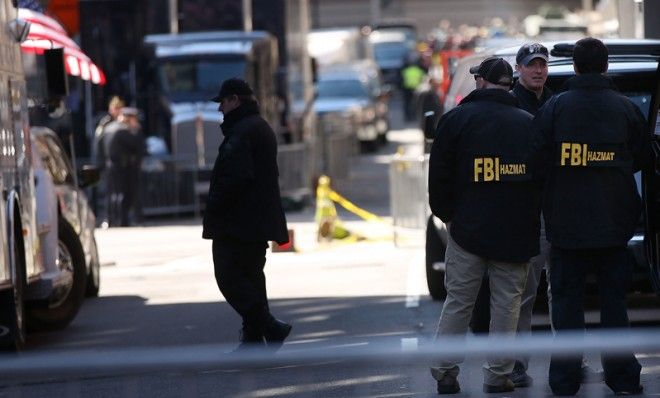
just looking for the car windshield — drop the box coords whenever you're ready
[158,58,246,101]
[373,42,408,63]
[316,79,370,99]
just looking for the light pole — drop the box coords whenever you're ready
[169,0,178,34]
[243,0,252,32]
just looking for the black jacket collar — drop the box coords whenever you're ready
[512,82,552,115]
[221,100,260,136]
[460,88,518,107]
[565,73,615,91]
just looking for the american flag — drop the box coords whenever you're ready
[18,0,44,12]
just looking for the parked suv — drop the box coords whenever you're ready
[424,40,660,300]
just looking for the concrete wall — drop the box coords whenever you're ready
[310,0,582,37]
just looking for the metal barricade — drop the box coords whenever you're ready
[389,153,430,246]
[140,155,200,217]
[316,113,359,181]
[277,142,311,201]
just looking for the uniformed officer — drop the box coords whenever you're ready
[428,57,542,394]
[104,107,146,227]
[536,37,651,396]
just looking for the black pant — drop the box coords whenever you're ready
[212,238,272,332]
[108,165,139,227]
[548,246,641,395]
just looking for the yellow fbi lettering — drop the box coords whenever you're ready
[560,143,615,166]
[474,157,527,182]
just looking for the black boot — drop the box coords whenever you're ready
[233,324,265,352]
[263,318,292,350]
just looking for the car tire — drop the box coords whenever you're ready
[426,215,447,301]
[27,220,87,331]
[0,222,27,351]
[85,237,100,297]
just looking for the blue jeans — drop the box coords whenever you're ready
[548,246,641,395]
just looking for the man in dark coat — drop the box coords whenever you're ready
[536,37,651,396]
[428,57,543,394]
[204,78,292,351]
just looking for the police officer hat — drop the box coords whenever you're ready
[516,43,549,66]
[469,57,513,86]
[211,78,254,102]
[120,106,139,117]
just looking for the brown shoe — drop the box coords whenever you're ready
[483,378,515,393]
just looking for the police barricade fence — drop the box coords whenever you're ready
[139,155,200,217]
[316,112,359,182]
[389,152,430,246]
[277,141,312,203]
[1,328,659,396]
[88,143,313,221]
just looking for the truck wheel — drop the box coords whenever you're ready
[85,237,100,297]
[27,220,87,331]
[426,216,447,300]
[0,222,27,351]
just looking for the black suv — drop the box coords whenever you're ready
[425,40,660,301]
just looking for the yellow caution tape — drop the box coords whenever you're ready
[327,189,385,223]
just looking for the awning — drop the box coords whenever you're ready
[18,8,106,85]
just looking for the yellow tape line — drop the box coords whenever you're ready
[327,189,386,223]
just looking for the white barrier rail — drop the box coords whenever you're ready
[2,328,659,382]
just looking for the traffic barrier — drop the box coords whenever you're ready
[389,149,430,246]
[271,229,296,253]
[2,328,659,380]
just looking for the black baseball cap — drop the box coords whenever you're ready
[211,78,254,102]
[516,43,549,66]
[469,57,513,86]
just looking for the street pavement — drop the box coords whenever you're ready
[3,94,660,397]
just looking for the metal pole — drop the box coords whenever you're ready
[634,0,645,39]
[243,0,253,32]
[370,0,381,25]
[85,80,93,158]
[169,0,178,34]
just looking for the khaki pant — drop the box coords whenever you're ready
[430,232,528,386]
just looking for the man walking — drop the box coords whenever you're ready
[428,57,542,394]
[536,37,650,396]
[204,78,292,351]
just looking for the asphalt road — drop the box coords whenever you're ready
[3,94,660,398]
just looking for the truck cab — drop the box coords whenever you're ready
[141,31,280,169]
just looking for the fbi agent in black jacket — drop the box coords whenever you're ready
[204,78,292,351]
[428,57,543,394]
[470,43,560,387]
[536,38,652,396]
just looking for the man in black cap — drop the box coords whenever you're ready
[513,43,552,114]
[204,77,292,351]
[537,37,650,396]
[470,43,557,388]
[428,57,542,394]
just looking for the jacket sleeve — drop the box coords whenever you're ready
[533,97,557,182]
[627,101,653,173]
[428,111,458,222]
[207,133,255,208]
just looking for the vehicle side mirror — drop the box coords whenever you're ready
[78,165,100,188]
[423,110,439,140]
